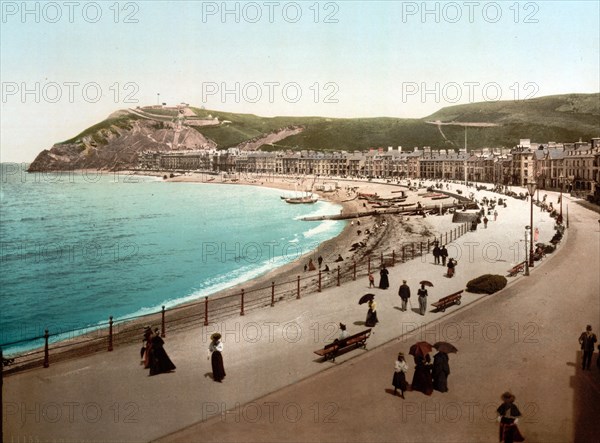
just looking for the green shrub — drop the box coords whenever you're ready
[466,274,508,294]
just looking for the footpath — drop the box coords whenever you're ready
[2,183,581,443]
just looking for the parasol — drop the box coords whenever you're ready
[433,342,458,353]
[358,293,376,305]
[409,341,433,357]
[419,280,434,287]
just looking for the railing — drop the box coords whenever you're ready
[1,223,471,373]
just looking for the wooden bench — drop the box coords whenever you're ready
[507,261,526,277]
[431,290,463,313]
[314,329,372,362]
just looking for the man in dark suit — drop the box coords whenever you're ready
[398,280,410,312]
[579,325,597,370]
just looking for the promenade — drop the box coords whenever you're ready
[3,182,597,443]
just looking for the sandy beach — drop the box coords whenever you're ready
[4,172,463,372]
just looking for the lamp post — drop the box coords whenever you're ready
[526,181,536,268]
[524,227,530,276]
[558,174,564,224]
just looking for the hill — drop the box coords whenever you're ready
[28,93,599,171]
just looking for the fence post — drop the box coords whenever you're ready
[337,266,340,286]
[420,242,423,255]
[297,275,301,299]
[43,329,49,368]
[411,243,415,259]
[402,245,405,262]
[204,297,209,326]
[240,289,245,316]
[454,228,457,239]
[353,261,356,281]
[271,282,275,307]
[108,316,113,352]
[445,232,448,244]
[318,271,322,292]
[368,255,371,274]
[440,234,443,245]
[427,239,430,251]
[161,306,166,338]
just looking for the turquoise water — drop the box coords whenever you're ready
[0,166,344,355]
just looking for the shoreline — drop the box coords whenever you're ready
[3,173,442,371]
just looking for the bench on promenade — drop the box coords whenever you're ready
[314,329,372,362]
[507,261,527,277]
[431,290,463,313]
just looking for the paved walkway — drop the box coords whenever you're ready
[2,184,591,442]
[160,193,600,442]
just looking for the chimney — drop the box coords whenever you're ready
[398,146,402,152]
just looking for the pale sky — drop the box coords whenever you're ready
[1,1,599,162]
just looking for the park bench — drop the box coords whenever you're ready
[313,328,372,362]
[507,261,526,277]
[431,290,463,313]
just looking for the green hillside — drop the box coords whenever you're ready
[193,93,599,150]
[56,93,600,152]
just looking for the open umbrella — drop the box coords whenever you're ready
[433,342,458,354]
[409,341,433,357]
[419,280,434,287]
[358,293,376,305]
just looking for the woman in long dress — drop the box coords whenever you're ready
[447,258,456,278]
[411,353,433,396]
[208,333,226,382]
[432,351,450,392]
[379,266,390,289]
[392,352,409,398]
[365,299,379,327]
[497,392,525,443]
[141,326,153,368]
[149,328,176,376]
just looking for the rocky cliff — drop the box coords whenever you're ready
[28,109,217,172]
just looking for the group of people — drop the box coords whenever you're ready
[432,244,458,277]
[391,349,451,398]
[140,327,226,382]
[140,326,176,376]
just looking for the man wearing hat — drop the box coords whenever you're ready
[398,280,411,312]
[579,325,597,370]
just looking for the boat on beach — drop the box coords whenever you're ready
[285,196,318,204]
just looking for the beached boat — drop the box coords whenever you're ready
[285,196,318,204]
[431,195,450,200]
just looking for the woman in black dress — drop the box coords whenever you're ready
[497,392,524,443]
[379,265,389,289]
[365,299,379,327]
[208,332,226,382]
[410,353,433,396]
[432,351,450,392]
[149,328,176,376]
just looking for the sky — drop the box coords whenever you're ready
[1,0,599,162]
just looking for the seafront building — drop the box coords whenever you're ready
[137,138,600,194]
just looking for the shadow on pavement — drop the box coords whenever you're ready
[570,350,600,442]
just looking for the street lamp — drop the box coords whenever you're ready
[524,227,530,276]
[526,181,536,268]
[558,174,564,224]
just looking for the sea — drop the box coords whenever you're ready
[0,165,344,355]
